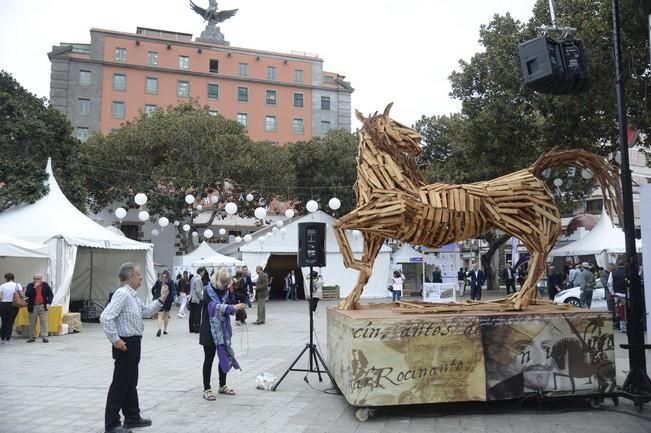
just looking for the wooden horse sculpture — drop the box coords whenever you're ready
[334,104,621,310]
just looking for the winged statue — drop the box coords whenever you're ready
[190,0,238,24]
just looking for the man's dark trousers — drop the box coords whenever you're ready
[105,336,142,431]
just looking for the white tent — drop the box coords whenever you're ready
[195,252,245,268]
[0,232,50,285]
[0,159,155,312]
[549,208,642,267]
[172,241,217,273]
[237,210,392,298]
[392,244,423,264]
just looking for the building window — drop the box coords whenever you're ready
[78,98,90,114]
[266,66,276,80]
[293,92,304,108]
[236,113,248,128]
[112,73,126,91]
[293,118,304,134]
[238,63,248,76]
[145,77,158,94]
[179,55,189,70]
[76,127,89,142]
[207,83,219,99]
[294,69,304,82]
[321,120,331,132]
[265,115,277,132]
[209,59,219,73]
[321,96,331,111]
[79,70,91,86]
[237,86,248,102]
[177,80,190,97]
[147,51,159,66]
[265,89,277,105]
[208,109,219,116]
[586,199,603,214]
[112,101,125,119]
[144,104,158,115]
[115,48,127,62]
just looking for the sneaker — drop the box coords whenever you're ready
[42,338,49,343]
[177,313,184,318]
[156,329,161,337]
[27,338,35,343]
[163,331,168,335]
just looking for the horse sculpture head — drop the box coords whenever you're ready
[355,103,422,157]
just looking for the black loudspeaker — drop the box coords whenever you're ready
[298,222,326,267]
[518,36,589,95]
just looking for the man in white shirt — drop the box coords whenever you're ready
[100,262,168,433]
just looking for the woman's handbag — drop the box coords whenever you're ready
[12,285,26,308]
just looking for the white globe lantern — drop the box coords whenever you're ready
[138,210,150,222]
[258,237,265,244]
[254,207,267,220]
[581,168,593,180]
[275,220,284,228]
[204,229,214,239]
[246,193,254,202]
[192,231,198,237]
[235,236,242,243]
[197,204,203,211]
[210,194,219,204]
[184,194,195,205]
[225,202,238,215]
[553,178,563,187]
[285,209,295,219]
[173,220,180,227]
[280,227,287,236]
[306,200,318,213]
[243,234,252,242]
[272,227,279,234]
[218,228,226,236]
[328,197,341,211]
[158,217,169,227]
[182,224,191,232]
[114,207,127,220]
[134,193,147,206]
[151,229,160,237]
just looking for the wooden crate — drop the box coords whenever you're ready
[322,285,340,300]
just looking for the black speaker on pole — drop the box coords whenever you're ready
[518,36,589,95]
[298,222,326,267]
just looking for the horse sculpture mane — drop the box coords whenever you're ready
[335,103,621,312]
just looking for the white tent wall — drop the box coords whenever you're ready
[70,247,155,306]
[0,257,49,286]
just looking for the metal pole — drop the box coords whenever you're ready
[548,0,558,29]
[611,0,651,394]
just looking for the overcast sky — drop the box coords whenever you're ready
[0,0,538,127]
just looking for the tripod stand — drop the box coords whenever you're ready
[272,266,336,391]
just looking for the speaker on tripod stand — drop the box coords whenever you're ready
[272,222,336,391]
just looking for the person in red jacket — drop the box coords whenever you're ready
[24,273,54,343]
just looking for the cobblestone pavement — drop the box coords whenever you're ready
[1,293,649,433]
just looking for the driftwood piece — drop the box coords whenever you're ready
[333,103,622,313]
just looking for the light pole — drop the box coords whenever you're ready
[611,0,651,397]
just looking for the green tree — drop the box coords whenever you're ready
[0,70,86,211]
[81,101,295,251]
[287,128,358,216]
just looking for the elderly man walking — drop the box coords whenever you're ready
[253,266,269,325]
[100,262,169,433]
[24,273,53,343]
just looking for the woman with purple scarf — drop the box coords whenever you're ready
[199,268,246,400]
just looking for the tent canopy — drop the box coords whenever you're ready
[0,159,155,312]
[392,244,423,263]
[173,241,217,268]
[550,208,642,257]
[195,252,245,267]
[0,233,50,286]
[0,232,49,258]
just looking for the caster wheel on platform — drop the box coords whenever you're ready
[589,398,603,409]
[355,407,373,422]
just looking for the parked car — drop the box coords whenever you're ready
[553,280,607,310]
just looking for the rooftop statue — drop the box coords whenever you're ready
[190,0,238,25]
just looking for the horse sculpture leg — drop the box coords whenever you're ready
[339,234,384,310]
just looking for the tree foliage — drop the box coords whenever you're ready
[414,0,651,289]
[0,70,86,211]
[81,101,295,249]
[287,128,358,215]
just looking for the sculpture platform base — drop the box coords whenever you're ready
[327,304,615,407]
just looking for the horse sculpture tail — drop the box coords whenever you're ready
[530,147,622,222]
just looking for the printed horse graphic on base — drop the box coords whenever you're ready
[334,104,621,310]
